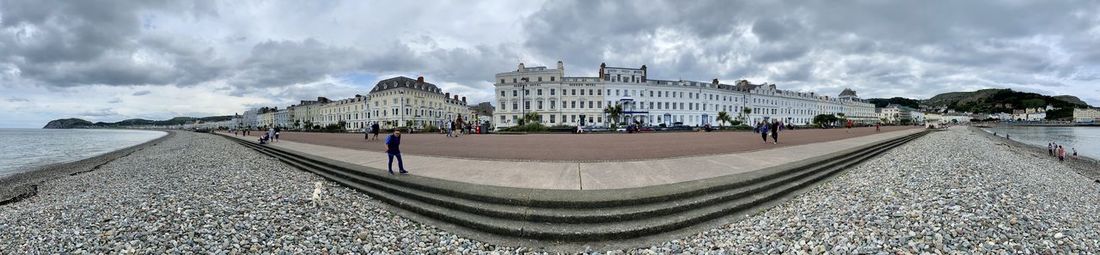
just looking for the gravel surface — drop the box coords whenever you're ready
[3,128,1098,254]
[0,132,509,254]
[617,127,1100,254]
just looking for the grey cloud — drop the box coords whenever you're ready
[6,97,29,102]
[132,90,151,96]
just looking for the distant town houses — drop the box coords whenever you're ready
[232,76,483,132]
[1074,108,1100,123]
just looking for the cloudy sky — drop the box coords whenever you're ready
[1,0,1098,128]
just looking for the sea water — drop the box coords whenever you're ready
[982,126,1100,160]
[0,129,166,177]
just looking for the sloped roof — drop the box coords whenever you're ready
[369,76,442,94]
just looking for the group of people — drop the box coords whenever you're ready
[1048,142,1078,162]
[754,120,783,144]
[443,116,473,137]
[258,127,280,144]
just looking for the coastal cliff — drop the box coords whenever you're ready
[42,118,94,129]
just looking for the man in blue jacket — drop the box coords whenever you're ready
[385,129,408,175]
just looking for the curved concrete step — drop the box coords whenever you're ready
[222,130,927,242]
[235,132,916,224]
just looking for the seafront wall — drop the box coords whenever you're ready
[0,130,172,205]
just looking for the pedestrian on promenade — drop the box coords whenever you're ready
[1057,145,1066,161]
[447,120,454,137]
[1072,148,1078,158]
[1048,143,1054,156]
[760,121,770,144]
[385,130,408,175]
[267,128,276,143]
[455,116,465,137]
[371,122,380,141]
[770,120,781,144]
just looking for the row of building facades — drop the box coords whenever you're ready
[224,61,1100,131]
[491,62,878,129]
[228,61,888,131]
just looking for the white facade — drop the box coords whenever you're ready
[1074,108,1100,123]
[492,62,876,130]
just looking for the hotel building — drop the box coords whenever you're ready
[492,62,876,130]
[364,76,470,129]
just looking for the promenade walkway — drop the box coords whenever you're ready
[222,128,924,190]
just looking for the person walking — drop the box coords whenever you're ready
[1072,148,1078,158]
[267,128,276,143]
[370,122,380,141]
[1048,143,1054,156]
[770,120,781,144]
[760,121,770,144]
[455,116,464,137]
[446,120,454,138]
[385,130,408,175]
[1057,145,1066,161]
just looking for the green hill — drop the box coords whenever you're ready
[43,115,233,129]
[923,89,1089,113]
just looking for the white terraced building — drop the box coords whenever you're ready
[492,62,876,130]
[364,76,471,129]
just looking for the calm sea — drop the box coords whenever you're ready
[0,129,166,177]
[982,126,1100,159]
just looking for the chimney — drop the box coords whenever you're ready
[712,78,719,85]
[462,96,466,103]
[557,60,564,70]
[417,76,424,83]
[454,95,459,101]
[518,63,525,71]
[445,92,450,99]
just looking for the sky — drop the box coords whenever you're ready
[1,0,1099,128]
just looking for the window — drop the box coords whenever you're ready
[550,115,556,123]
[537,101,543,110]
[580,89,585,96]
[572,89,576,95]
[513,90,517,97]
[571,101,576,108]
[513,78,517,83]
[597,89,602,95]
[616,89,620,96]
[512,102,518,110]
[598,117,602,123]
[597,101,602,108]
[588,101,593,108]
[537,89,543,96]
[538,77,543,82]
[501,91,506,97]
[500,79,505,84]
[525,89,529,96]
[571,115,577,123]
[550,101,556,109]
[550,89,556,95]
[589,89,593,95]
[550,77,555,82]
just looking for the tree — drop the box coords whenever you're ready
[304,120,314,131]
[603,104,623,128]
[716,111,732,128]
[523,112,541,124]
[812,114,841,127]
[293,119,301,130]
[740,108,752,122]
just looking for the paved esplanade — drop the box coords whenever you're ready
[225,127,923,190]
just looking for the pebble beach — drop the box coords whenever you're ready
[2,128,1099,254]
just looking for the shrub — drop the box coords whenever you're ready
[504,123,548,132]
